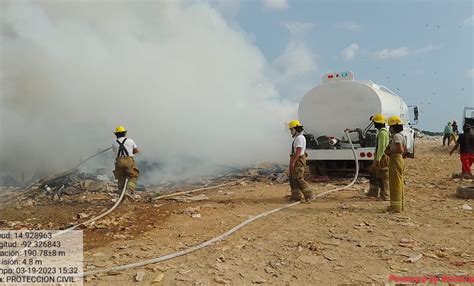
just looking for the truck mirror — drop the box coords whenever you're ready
[408,105,419,125]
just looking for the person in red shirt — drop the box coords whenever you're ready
[450,124,474,179]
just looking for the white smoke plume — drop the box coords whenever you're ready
[0,1,297,184]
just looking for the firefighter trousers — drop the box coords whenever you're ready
[289,155,314,201]
[389,154,405,212]
[368,155,389,200]
[114,157,139,194]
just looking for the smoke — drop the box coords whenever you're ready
[0,1,297,183]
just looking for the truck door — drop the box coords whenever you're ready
[463,107,474,127]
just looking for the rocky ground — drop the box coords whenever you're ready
[0,138,472,285]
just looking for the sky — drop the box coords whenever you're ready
[215,0,474,131]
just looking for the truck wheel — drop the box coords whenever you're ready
[316,161,328,176]
[307,161,327,176]
[456,185,474,199]
[308,163,319,175]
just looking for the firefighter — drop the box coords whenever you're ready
[367,113,390,200]
[112,125,140,200]
[385,116,407,213]
[288,120,314,202]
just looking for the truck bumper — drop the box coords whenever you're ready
[306,148,376,161]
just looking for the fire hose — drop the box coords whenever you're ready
[39,147,126,237]
[25,147,113,190]
[53,177,129,238]
[8,178,129,277]
[58,178,247,237]
[9,131,359,278]
[77,130,359,277]
[74,147,113,169]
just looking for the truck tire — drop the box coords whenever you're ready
[307,161,327,176]
[456,186,474,199]
[308,162,319,175]
[316,161,328,176]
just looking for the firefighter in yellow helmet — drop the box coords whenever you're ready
[288,120,314,202]
[112,125,140,201]
[384,116,407,213]
[367,114,390,200]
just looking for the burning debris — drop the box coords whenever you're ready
[0,161,293,232]
[39,169,98,192]
[1,162,290,211]
[7,168,119,208]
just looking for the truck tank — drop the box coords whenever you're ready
[298,72,409,139]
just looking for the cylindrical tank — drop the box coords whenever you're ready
[299,74,408,139]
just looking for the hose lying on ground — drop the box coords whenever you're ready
[53,178,129,238]
[8,178,128,277]
[152,179,246,201]
[79,131,359,277]
[56,178,245,237]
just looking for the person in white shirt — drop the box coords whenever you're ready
[112,125,140,200]
[288,120,314,202]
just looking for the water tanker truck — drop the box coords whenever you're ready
[298,71,419,174]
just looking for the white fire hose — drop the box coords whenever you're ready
[53,178,129,238]
[77,131,359,277]
[8,179,129,277]
[58,178,248,237]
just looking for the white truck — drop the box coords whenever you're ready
[298,71,418,174]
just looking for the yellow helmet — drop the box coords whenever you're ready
[372,113,386,124]
[114,125,127,133]
[288,120,303,129]
[387,116,403,126]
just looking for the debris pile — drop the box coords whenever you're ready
[3,162,292,211]
[145,163,289,196]
[227,163,288,184]
[36,168,104,189]
[13,169,119,207]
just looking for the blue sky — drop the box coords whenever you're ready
[215,0,473,131]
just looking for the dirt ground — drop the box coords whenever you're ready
[1,138,473,285]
